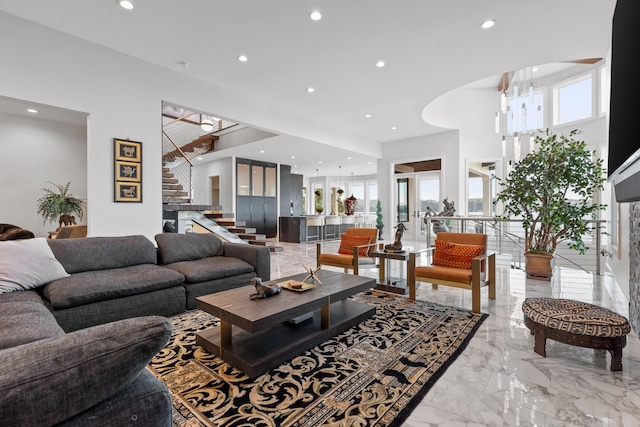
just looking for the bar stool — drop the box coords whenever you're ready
[324,215,341,239]
[306,216,325,242]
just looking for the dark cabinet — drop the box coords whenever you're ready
[237,159,277,238]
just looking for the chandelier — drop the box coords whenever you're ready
[495,66,544,160]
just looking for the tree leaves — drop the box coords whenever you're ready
[494,129,606,255]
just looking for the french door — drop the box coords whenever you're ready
[394,172,441,241]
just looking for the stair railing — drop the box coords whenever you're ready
[425,216,605,275]
[162,131,193,204]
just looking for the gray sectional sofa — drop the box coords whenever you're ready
[0,232,271,426]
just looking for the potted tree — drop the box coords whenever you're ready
[36,182,86,227]
[494,129,606,280]
[375,200,384,240]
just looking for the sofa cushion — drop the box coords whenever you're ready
[0,289,45,304]
[0,315,172,427]
[155,233,224,264]
[0,302,65,350]
[163,256,255,283]
[0,237,70,294]
[48,235,158,274]
[432,240,484,270]
[42,264,185,310]
[338,234,372,257]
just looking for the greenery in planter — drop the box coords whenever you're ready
[494,129,606,256]
[36,181,86,225]
[376,200,384,228]
[314,188,323,213]
[375,200,384,239]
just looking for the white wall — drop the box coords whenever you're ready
[0,112,87,237]
[192,157,234,212]
[0,11,323,241]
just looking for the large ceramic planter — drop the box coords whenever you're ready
[524,252,553,281]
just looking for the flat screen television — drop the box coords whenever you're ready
[607,0,640,203]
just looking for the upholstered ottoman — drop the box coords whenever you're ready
[522,297,631,371]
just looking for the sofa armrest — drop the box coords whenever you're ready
[223,242,271,281]
[0,316,171,426]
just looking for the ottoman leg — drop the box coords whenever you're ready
[532,324,547,357]
[609,348,623,371]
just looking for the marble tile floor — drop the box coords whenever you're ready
[268,238,640,427]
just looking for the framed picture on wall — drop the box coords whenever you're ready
[115,182,141,202]
[114,138,142,202]
[115,160,141,182]
[115,139,142,162]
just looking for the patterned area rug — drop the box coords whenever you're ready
[147,290,488,427]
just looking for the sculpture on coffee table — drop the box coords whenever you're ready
[384,222,407,252]
[249,277,282,300]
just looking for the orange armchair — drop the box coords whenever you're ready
[316,227,381,275]
[407,232,496,313]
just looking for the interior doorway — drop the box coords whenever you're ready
[210,175,220,207]
[392,158,443,241]
[466,160,499,217]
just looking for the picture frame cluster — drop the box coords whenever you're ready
[114,138,142,202]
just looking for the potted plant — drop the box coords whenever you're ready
[494,129,606,279]
[375,200,384,240]
[314,188,324,214]
[36,181,87,227]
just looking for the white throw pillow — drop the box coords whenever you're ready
[0,238,70,294]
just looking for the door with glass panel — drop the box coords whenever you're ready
[394,172,440,241]
[236,159,277,237]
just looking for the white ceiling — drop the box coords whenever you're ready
[0,0,616,178]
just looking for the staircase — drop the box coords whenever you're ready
[162,167,190,204]
[204,212,283,253]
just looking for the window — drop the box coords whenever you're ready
[552,72,593,126]
[368,182,378,215]
[351,183,365,213]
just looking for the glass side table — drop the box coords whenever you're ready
[370,250,411,296]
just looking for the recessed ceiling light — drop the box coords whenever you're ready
[290,156,295,159]
[197,156,203,160]
[481,19,496,29]
[310,11,322,21]
[391,126,397,130]
[260,150,265,153]
[238,55,248,62]
[376,61,385,68]
[118,0,134,10]
[364,114,372,118]
[347,157,352,160]
[27,109,38,113]
[306,87,315,93]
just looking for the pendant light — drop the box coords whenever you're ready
[337,166,344,195]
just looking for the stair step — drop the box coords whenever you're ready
[163,190,189,197]
[214,220,237,227]
[162,184,182,190]
[248,240,275,246]
[163,178,179,184]
[227,227,256,234]
[239,233,266,241]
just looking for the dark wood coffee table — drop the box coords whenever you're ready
[195,270,376,377]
